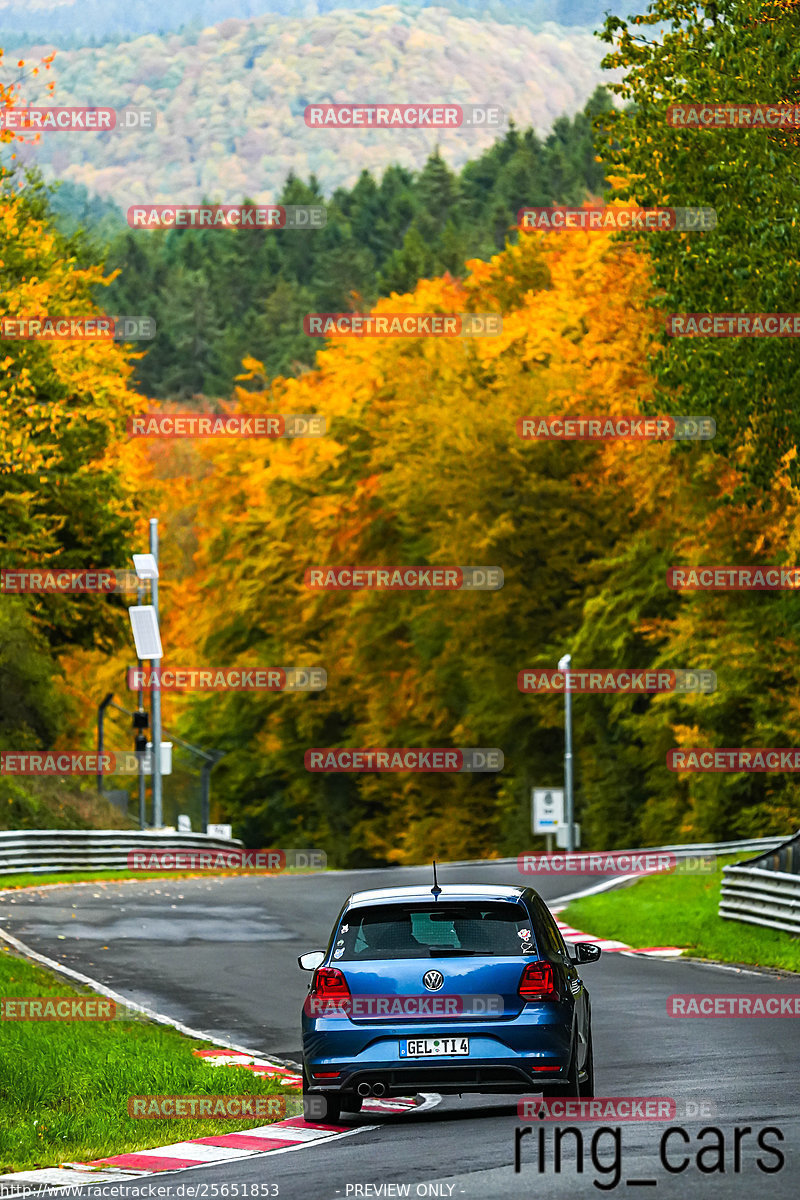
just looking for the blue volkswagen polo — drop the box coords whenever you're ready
[298,883,600,1121]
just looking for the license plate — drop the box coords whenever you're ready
[399,1037,469,1057]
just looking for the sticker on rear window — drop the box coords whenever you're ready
[518,928,531,940]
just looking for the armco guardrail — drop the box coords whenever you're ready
[730,828,800,876]
[719,866,800,935]
[607,836,787,859]
[719,828,800,933]
[0,829,244,877]
[448,834,788,869]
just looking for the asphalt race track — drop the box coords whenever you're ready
[2,862,799,1199]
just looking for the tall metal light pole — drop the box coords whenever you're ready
[149,519,162,828]
[558,653,575,852]
[96,692,114,794]
[201,750,227,833]
[130,544,162,830]
[138,576,147,829]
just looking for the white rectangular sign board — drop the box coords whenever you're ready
[141,741,172,775]
[532,788,564,833]
[207,823,233,840]
[128,605,162,660]
[556,822,581,849]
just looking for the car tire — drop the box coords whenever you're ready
[302,1065,342,1123]
[303,1088,342,1123]
[562,1033,582,1097]
[579,1030,595,1098]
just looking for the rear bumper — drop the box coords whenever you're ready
[308,1060,568,1096]
[303,1014,573,1095]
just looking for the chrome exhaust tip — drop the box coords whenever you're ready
[372,1081,386,1097]
[357,1082,372,1097]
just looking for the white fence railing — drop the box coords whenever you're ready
[719,865,800,935]
[0,829,243,877]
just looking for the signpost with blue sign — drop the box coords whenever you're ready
[532,788,564,834]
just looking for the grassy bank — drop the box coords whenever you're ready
[0,776,136,832]
[0,944,299,1173]
[562,854,800,973]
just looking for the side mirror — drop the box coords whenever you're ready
[570,942,601,964]
[298,950,325,971]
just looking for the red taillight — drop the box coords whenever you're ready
[311,967,351,1002]
[519,961,557,1001]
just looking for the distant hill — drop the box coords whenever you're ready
[9,5,618,209]
[0,2,610,48]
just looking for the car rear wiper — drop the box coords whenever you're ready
[428,947,478,956]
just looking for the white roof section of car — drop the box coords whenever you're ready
[345,883,528,908]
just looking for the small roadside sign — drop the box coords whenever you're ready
[556,823,581,849]
[141,741,172,775]
[207,823,233,840]
[532,788,564,834]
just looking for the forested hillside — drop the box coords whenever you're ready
[9,5,617,208]
[1,1,605,48]
[83,87,612,397]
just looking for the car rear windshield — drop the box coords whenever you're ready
[333,902,535,959]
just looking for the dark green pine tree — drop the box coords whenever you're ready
[377,224,435,296]
[156,266,226,399]
[413,148,463,242]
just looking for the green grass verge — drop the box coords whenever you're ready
[561,854,800,972]
[0,944,300,1173]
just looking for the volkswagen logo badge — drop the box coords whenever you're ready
[423,970,444,992]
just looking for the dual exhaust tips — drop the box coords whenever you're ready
[357,1081,387,1097]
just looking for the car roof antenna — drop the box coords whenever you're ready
[431,860,442,900]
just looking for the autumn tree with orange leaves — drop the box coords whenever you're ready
[84,228,665,861]
[0,51,153,827]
